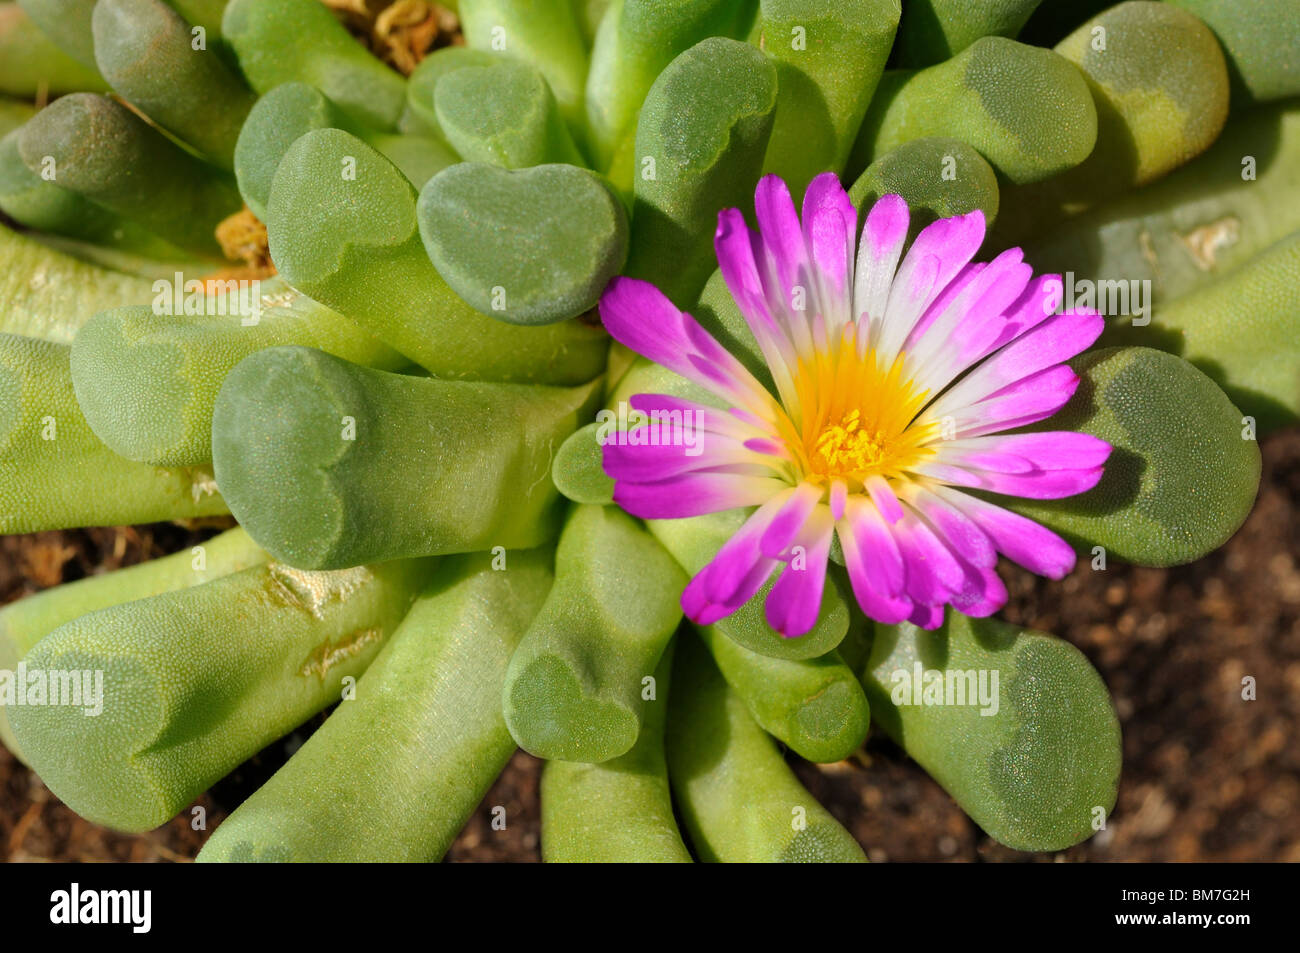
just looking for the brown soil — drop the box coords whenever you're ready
[2,430,1297,863]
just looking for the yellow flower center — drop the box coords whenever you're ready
[812,410,891,476]
[772,324,939,491]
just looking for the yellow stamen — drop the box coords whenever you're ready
[775,323,938,492]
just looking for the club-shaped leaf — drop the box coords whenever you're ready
[93,0,255,169]
[541,642,692,862]
[457,0,589,140]
[18,93,240,257]
[235,81,456,221]
[848,135,1000,233]
[267,129,609,384]
[753,0,900,200]
[16,0,100,69]
[434,60,584,168]
[851,612,1120,852]
[695,623,870,763]
[417,162,628,325]
[849,37,1096,185]
[9,556,433,831]
[0,526,265,759]
[70,279,407,467]
[502,504,685,762]
[893,0,1041,66]
[0,129,182,258]
[0,333,227,532]
[222,0,405,130]
[212,346,599,569]
[997,1,1231,241]
[583,0,755,172]
[1002,346,1261,567]
[666,634,867,862]
[197,549,553,862]
[0,223,158,343]
[1022,101,1300,318]
[625,36,777,307]
[1168,0,1300,109]
[551,421,615,504]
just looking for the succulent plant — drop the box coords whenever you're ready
[0,0,1295,863]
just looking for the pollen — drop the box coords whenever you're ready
[779,324,940,490]
[813,410,891,475]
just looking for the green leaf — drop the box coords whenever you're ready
[266,128,609,384]
[211,345,600,569]
[10,557,433,832]
[0,130,182,258]
[998,1,1231,240]
[1017,101,1300,313]
[848,135,1000,232]
[1168,0,1300,109]
[893,0,1041,67]
[0,223,157,343]
[695,624,870,763]
[17,93,240,257]
[236,81,455,221]
[583,0,755,171]
[93,0,255,169]
[70,278,407,467]
[666,634,867,862]
[753,0,900,200]
[855,612,1120,852]
[502,504,685,762]
[625,35,777,307]
[0,333,228,533]
[0,3,108,95]
[197,550,552,862]
[1105,231,1300,435]
[222,0,405,130]
[16,0,101,70]
[402,45,498,139]
[541,642,693,862]
[417,162,628,325]
[458,0,590,140]
[0,526,265,761]
[850,36,1096,185]
[434,60,584,168]
[551,421,614,504]
[1004,346,1262,567]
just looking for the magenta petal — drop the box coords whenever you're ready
[764,509,834,637]
[844,498,905,597]
[935,487,1078,579]
[935,309,1104,414]
[612,473,784,519]
[941,365,1082,438]
[912,491,997,570]
[894,511,966,605]
[948,431,1112,471]
[908,602,946,630]
[802,172,856,296]
[753,174,807,296]
[680,493,793,622]
[758,481,822,558]
[861,193,909,260]
[598,276,768,409]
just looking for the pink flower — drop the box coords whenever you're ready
[599,174,1110,638]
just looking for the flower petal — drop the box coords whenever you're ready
[764,505,835,637]
[612,472,787,519]
[599,276,774,412]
